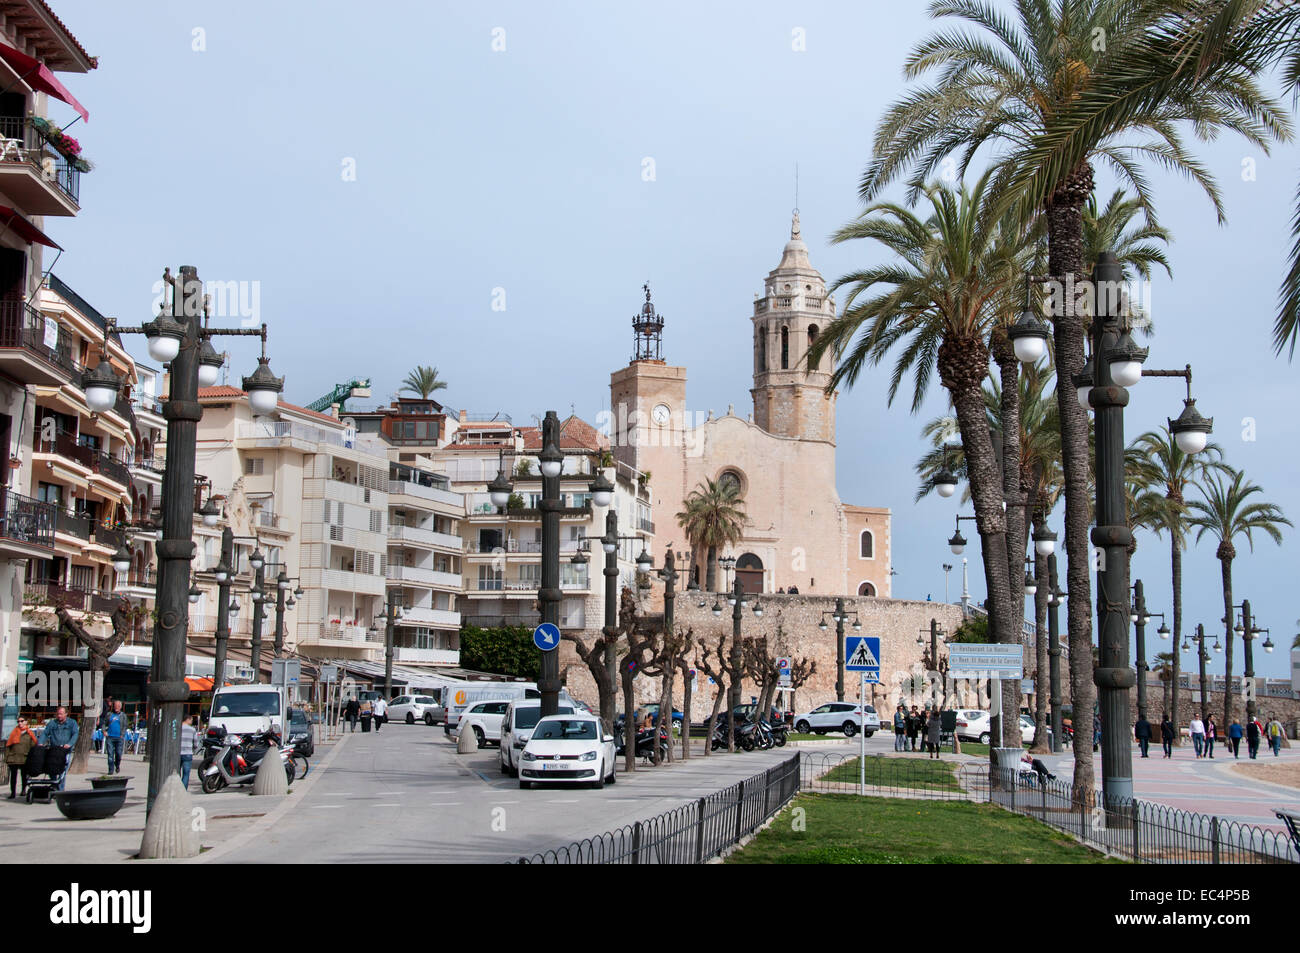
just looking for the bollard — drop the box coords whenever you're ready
[252,742,289,796]
[695,797,706,863]
[1131,801,1141,862]
[138,773,199,858]
[456,725,477,754]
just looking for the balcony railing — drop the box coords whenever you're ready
[0,489,54,549]
[638,518,655,533]
[90,450,130,488]
[55,509,90,540]
[92,523,127,551]
[0,116,81,205]
[461,613,537,628]
[24,581,120,614]
[0,298,79,379]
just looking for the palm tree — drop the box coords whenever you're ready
[808,169,1027,747]
[1187,468,1292,728]
[401,365,447,399]
[1153,651,1177,717]
[676,479,746,593]
[858,0,1284,797]
[1128,428,1226,739]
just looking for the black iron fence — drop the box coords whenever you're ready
[0,488,54,549]
[514,753,801,864]
[0,115,80,204]
[0,297,79,378]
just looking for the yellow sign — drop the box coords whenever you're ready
[455,689,467,706]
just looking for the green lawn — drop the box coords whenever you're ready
[728,793,1120,864]
[817,754,962,792]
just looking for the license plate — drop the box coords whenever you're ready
[541,761,572,771]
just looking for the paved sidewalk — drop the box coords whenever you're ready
[0,735,343,864]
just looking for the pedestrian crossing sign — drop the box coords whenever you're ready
[845,636,881,681]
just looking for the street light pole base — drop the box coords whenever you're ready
[138,774,200,859]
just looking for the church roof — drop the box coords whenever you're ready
[773,210,814,273]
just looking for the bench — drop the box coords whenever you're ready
[1277,809,1300,855]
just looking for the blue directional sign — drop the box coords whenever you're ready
[533,622,561,652]
[844,636,881,682]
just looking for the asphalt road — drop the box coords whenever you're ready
[216,723,807,863]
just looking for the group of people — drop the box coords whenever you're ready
[4,706,79,795]
[892,704,943,759]
[1134,712,1288,759]
[342,695,387,732]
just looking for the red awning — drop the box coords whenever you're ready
[0,42,88,122]
[0,206,61,249]
[184,676,215,692]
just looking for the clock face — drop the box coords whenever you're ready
[651,403,671,425]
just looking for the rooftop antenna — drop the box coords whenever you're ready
[794,161,799,216]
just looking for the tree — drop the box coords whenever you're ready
[1187,467,1291,728]
[52,600,140,775]
[459,625,540,680]
[696,631,740,755]
[1128,427,1227,739]
[808,169,1024,750]
[741,624,815,723]
[616,588,668,772]
[676,478,746,593]
[560,621,623,734]
[1153,651,1176,717]
[861,0,1285,800]
[400,365,448,399]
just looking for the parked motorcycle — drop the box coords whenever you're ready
[616,724,670,762]
[766,720,788,747]
[199,727,295,793]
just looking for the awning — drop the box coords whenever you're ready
[185,676,214,692]
[0,206,61,249]
[0,42,88,122]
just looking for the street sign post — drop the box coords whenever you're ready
[844,636,881,682]
[777,656,792,688]
[533,622,561,652]
[948,644,1024,746]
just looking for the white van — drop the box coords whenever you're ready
[498,700,576,776]
[209,685,288,737]
[444,681,578,734]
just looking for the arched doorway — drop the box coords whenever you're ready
[735,553,764,594]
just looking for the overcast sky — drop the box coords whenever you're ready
[47,1,1299,679]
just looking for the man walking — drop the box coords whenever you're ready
[1134,714,1152,758]
[1189,715,1205,758]
[1160,713,1175,758]
[179,714,198,789]
[344,696,360,733]
[1266,715,1285,757]
[1245,717,1261,759]
[43,706,78,791]
[103,699,127,775]
[372,695,387,732]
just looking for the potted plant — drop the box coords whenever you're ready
[89,774,128,790]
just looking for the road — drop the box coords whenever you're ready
[214,723,802,863]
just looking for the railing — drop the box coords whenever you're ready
[90,449,130,488]
[55,509,90,540]
[133,394,164,416]
[638,518,655,534]
[387,479,461,508]
[514,754,801,864]
[238,419,350,447]
[0,115,81,205]
[393,647,459,665]
[0,298,79,378]
[0,489,54,549]
[461,614,538,628]
[92,522,127,551]
[24,581,121,614]
[395,606,460,627]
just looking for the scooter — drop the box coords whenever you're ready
[200,727,294,793]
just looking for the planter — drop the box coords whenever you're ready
[52,787,128,820]
[89,776,129,790]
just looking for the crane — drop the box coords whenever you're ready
[306,378,371,414]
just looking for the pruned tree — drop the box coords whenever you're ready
[673,628,696,761]
[560,618,623,734]
[696,630,742,754]
[616,588,664,773]
[742,625,816,724]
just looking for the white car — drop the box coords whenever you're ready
[954,710,1041,745]
[499,702,575,776]
[450,699,511,748]
[386,694,441,725]
[518,713,617,789]
[791,702,880,738]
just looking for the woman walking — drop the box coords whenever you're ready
[1246,718,1261,759]
[1228,719,1243,758]
[893,705,906,752]
[1204,716,1217,759]
[925,707,942,759]
[5,717,39,799]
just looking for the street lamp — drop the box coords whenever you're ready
[1046,555,1065,751]
[1032,526,1057,557]
[820,601,860,702]
[946,514,977,555]
[1008,275,1051,364]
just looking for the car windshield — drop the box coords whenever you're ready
[514,706,573,730]
[289,710,308,728]
[533,719,598,741]
[213,692,280,717]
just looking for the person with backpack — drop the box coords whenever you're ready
[1245,717,1261,759]
[344,696,360,732]
[1266,715,1285,757]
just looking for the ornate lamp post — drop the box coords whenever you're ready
[818,599,861,702]
[376,591,404,699]
[83,267,282,858]
[1046,555,1065,752]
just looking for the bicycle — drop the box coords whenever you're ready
[290,753,310,779]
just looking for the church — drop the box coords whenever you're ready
[609,212,891,598]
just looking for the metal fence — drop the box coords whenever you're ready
[514,754,801,864]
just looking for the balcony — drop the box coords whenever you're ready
[237,419,350,449]
[0,116,81,215]
[91,522,127,551]
[638,518,655,534]
[395,606,461,628]
[321,568,385,596]
[299,622,371,648]
[0,489,54,558]
[54,509,90,541]
[387,479,462,510]
[393,647,459,665]
[387,523,462,551]
[0,298,79,385]
[467,501,594,521]
[385,565,461,589]
[88,449,130,489]
[24,581,120,614]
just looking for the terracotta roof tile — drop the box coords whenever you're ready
[198,386,342,426]
[517,416,605,452]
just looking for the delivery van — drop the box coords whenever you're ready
[209,684,288,737]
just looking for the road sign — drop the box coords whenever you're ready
[533,622,561,652]
[1021,678,1035,695]
[777,656,792,688]
[948,643,1024,679]
[844,636,881,682]
[321,664,338,684]
[271,658,301,686]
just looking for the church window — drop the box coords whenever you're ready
[758,329,766,372]
[781,326,789,369]
[718,469,744,498]
[859,530,874,559]
[858,581,877,597]
[808,325,819,369]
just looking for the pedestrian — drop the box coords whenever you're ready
[893,704,906,752]
[1189,715,1205,758]
[344,696,360,732]
[1205,716,1217,758]
[103,700,127,775]
[1266,715,1285,757]
[179,714,198,789]
[1134,714,1152,758]
[1228,719,1243,758]
[906,706,919,752]
[1159,714,1175,758]
[5,716,39,799]
[1245,717,1261,759]
[42,706,78,791]
[372,695,387,732]
[925,707,942,759]
[1092,713,1102,752]
[92,726,103,754]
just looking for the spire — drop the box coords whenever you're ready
[776,209,812,272]
[791,208,801,241]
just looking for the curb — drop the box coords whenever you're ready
[190,731,352,863]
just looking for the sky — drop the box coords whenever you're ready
[42,1,1300,679]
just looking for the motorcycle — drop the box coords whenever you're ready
[199,727,295,793]
[616,723,670,762]
[767,720,788,747]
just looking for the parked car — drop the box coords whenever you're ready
[287,708,315,757]
[387,694,442,725]
[518,713,617,789]
[954,710,1042,745]
[451,699,511,748]
[498,701,576,777]
[791,702,879,737]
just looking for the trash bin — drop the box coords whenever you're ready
[360,713,372,733]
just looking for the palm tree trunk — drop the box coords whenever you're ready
[1170,536,1182,743]
[1046,162,1097,799]
[995,343,1027,744]
[705,546,717,593]
[1030,514,1050,753]
[1220,556,1235,729]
